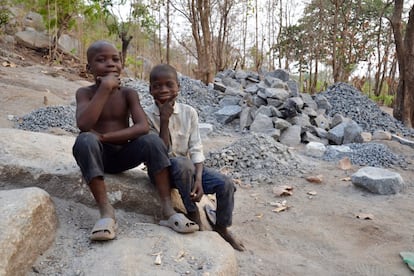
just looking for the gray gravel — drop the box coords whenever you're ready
[14,105,78,134]
[322,142,407,168]
[204,133,311,185]
[320,82,414,137]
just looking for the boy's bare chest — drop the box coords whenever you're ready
[100,93,129,119]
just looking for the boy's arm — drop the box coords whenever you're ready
[191,162,204,202]
[99,88,149,143]
[157,97,176,149]
[188,107,205,202]
[188,108,205,164]
[76,75,119,131]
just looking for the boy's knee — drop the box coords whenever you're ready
[170,157,194,177]
[222,176,236,194]
[73,132,100,155]
[140,133,166,150]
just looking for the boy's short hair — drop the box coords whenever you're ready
[86,40,116,63]
[150,64,179,83]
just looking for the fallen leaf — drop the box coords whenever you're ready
[272,185,293,196]
[356,213,374,220]
[340,177,351,181]
[174,250,186,262]
[338,157,352,170]
[306,175,323,183]
[255,213,264,218]
[307,191,317,196]
[272,206,289,213]
[2,61,15,67]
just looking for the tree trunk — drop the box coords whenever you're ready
[120,31,133,69]
[166,0,171,64]
[189,0,213,84]
[392,2,414,127]
[331,0,339,82]
[403,5,414,126]
[391,0,404,120]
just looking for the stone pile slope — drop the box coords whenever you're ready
[322,143,407,168]
[204,133,311,185]
[320,82,414,137]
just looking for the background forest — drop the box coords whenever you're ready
[0,0,413,126]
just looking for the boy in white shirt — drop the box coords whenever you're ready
[145,64,245,251]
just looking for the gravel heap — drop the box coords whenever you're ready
[204,133,311,185]
[14,105,78,133]
[320,82,414,137]
[322,142,407,168]
[124,75,223,130]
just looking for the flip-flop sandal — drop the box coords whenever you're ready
[90,218,118,241]
[204,202,217,227]
[159,213,199,233]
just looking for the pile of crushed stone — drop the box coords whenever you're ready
[204,133,311,185]
[322,142,407,168]
[14,105,78,134]
[320,82,414,137]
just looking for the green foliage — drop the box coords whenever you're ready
[361,81,394,107]
[298,0,393,82]
[125,55,142,67]
[131,2,157,35]
[0,3,10,28]
[38,0,83,32]
[370,94,394,107]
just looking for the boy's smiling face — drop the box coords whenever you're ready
[150,72,180,104]
[87,42,122,80]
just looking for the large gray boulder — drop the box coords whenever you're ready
[0,187,57,276]
[23,12,45,31]
[279,125,302,147]
[214,105,242,124]
[0,128,163,215]
[327,121,348,145]
[351,167,405,195]
[343,121,363,144]
[15,29,50,50]
[250,113,274,132]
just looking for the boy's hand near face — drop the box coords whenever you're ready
[97,73,121,91]
[156,95,177,122]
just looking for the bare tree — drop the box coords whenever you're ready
[391,1,414,126]
[170,0,214,84]
[214,0,236,72]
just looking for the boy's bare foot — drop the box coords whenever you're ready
[213,225,246,251]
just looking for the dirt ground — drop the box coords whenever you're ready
[1,44,414,275]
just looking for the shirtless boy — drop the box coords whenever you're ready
[145,64,245,251]
[72,41,198,241]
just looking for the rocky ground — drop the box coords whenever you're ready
[1,42,414,275]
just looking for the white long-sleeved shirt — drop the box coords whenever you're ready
[145,102,205,164]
